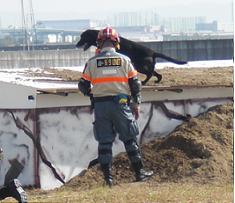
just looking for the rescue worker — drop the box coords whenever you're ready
[78,27,153,187]
[0,147,28,203]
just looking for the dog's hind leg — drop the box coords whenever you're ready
[141,73,153,85]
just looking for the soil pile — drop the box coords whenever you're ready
[43,66,233,87]
[65,103,233,190]
[140,66,233,87]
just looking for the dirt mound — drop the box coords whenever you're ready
[43,66,233,87]
[65,103,233,190]
[154,67,233,87]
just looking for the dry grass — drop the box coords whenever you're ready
[2,181,233,203]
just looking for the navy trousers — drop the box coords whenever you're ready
[93,100,141,165]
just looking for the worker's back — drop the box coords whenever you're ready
[83,47,136,98]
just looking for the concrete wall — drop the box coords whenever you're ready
[0,49,94,69]
[141,39,233,61]
[0,99,231,189]
[0,39,233,69]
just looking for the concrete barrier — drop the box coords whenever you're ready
[0,39,233,69]
[141,38,234,61]
[0,49,94,69]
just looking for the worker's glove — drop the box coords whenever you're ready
[131,103,140,120]
[0,148,3,160]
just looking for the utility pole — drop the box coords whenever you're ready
[21,0,27,50]
[21,0,36,50]
[29,0,37,47]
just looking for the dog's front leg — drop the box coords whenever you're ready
[153,71,162,83]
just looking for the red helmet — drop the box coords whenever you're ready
[97,27,120,44]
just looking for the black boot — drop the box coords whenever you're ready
[0,186,10,200]
[132,161,153,182]
[100,164,113,187]
[7,179,27,203]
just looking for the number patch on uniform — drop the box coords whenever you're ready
[97,58,122,68]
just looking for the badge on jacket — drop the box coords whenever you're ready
[97,58,122,68]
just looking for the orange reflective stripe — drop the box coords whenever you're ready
[82,73,91,81]
[92,77,128,84]
[128,70,138,78]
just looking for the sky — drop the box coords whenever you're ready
[0,0,233,28]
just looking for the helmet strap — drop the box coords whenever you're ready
[97,40,104,49]
[115,42,120,50]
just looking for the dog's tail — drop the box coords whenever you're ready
[153,52,187,64]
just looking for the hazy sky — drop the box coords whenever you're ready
[0,0,233,27]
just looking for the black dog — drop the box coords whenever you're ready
[76,29,187,85]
